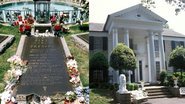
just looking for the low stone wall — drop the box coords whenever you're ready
[16,35,26,57]
[71,34,89,52]
[116,92,131,104]
[169,87,180,97]
[0,34,14,53]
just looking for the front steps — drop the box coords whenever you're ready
[145,86,172,99]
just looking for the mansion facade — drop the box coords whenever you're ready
[89,4,185,83]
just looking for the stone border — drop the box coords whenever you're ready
[16,35,26,56]
[60,37,83,87]
[60,37,72,57]
[0,34,14,53]
[71,32,89,52]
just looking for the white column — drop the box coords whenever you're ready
[110,28,119,84]
[158,32,166,70]
[147,37,151,82]
[115,29,118,47]
[124,29,132,83]
[148,31,156,82]
[124,29,129,46]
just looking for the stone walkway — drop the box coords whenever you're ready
[141,98,185,104]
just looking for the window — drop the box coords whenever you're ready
[89,36,94,50]
[94,37,103,50]
[103,37,108,51]
[156,61,160,80]
[154,40,159,51]
[171,41,184,50]
[93,70,103,82]
[154,40,159,57]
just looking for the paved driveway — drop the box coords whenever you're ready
[141,98,185,104]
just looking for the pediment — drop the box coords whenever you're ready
[110,4,167,23]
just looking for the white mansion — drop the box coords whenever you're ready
[90,4,185,83]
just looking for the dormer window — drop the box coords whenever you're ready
[137,14,141,17]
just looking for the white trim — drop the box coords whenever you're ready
[90,32,108,37]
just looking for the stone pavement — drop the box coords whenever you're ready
[141,98,185,104]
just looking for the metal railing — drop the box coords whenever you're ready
[0,9,88,24]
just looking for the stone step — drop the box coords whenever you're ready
[145,86,172,99]
[148,95,172,99]
[147,92,170,96]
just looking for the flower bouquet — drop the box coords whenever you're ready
[64,91,77,104]
[68,67,79,77]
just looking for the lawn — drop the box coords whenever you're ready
[0,25,20,82]
[65,35,89,86]
[77,34,89,43]
[90,88,114,104]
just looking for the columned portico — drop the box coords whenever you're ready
[158,32,166,70]
[103,4,167,84]
[148,31,156,82]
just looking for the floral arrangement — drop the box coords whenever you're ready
[5,55,28,82]
[74,86,89,104]
[66,56,80,87]
[1,55,28,104]
[64,91,77,103]
[65,55,89,104]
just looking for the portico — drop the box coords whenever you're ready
[105,4,167,83]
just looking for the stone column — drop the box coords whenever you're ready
[158,32,166,70]
[148,31,156,82]
[113,28,118,48]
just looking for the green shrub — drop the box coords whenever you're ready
[0,83,5,92]
[126,83,138,91]
[90,52,108,83]
[159,71,167,85]
[110,43,136,73]
[79,23,89,31]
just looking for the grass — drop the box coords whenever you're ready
[77,34,89,43]
[62,23,89,36]
[0,25,20,82]
[90,88,114,104]
[65,35,89,86]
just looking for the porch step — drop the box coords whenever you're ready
[145,86,172,99]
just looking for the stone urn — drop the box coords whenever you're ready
[174,79,178,88]
[140,81,145,90]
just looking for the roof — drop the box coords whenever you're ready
[104,4,167,31]
[89,23,105,31]
[90,23,185,38]
[162,29,185,38]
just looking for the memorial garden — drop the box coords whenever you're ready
[0,0,89,103]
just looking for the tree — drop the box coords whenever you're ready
[89,52,108,82]
[141,0,185,15]
[169,46,185,78]
[110,43,137,74]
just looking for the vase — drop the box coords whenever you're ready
[174,79,178,88]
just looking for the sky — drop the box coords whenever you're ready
[89,0,185,34]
